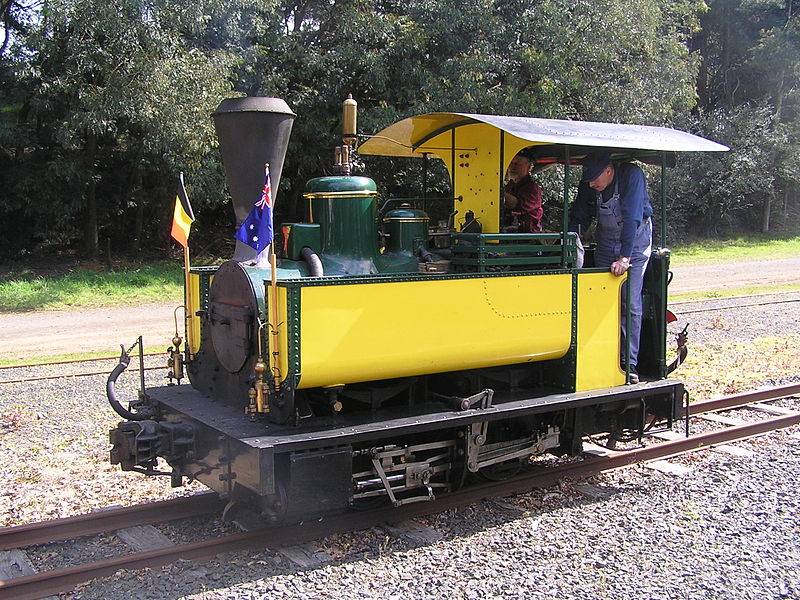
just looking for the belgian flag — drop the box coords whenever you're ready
[170,173,195,248]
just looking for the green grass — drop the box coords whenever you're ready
[670,282,800,302]
[672,235,800,265]
[0,262,183,312]
[1,235,797,312]
[0,344,166,368]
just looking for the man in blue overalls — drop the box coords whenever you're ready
[569,152,653,384]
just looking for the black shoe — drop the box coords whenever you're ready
[627,368,639,385]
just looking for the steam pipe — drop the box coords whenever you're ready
[106,345,146,421]
[300,246,324,277]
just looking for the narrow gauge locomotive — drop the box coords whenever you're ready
[107,97,727,520]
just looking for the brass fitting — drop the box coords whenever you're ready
[167,335,184,384]
[325,388,343,413]
[247,388,258,420]
[333,95,358,175]
[254,359,267,376]
[342,94,357,145]
[253,358,270,414]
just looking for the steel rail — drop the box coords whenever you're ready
[0,352,162,371]
[0,493,223,551]
[670,291,800,307]
[674,298,800,315]
[684,382,800,416]
[0,455,604,600]
[0,365,167,386]
[2,407,798,600]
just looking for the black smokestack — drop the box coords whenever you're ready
[213,97,296,261]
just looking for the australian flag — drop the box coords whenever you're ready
[235,165,273,257]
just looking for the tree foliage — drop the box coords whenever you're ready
[675,0,800,236]
[0,0,797,260]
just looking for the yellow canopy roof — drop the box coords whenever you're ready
[358,112,728,159]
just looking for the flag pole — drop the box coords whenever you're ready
[266,162,281,390]
[183,243,191,331]
[269,241,280,387]
[172,172,196,358]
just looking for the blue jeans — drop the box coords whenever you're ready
[595,220,652,368]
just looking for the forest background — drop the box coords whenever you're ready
[0,0,798,261]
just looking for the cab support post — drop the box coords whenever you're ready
[450,129,456,203]
[625,274,631,382]
[499,131,505,221]
[422,153,429,213]
[660,152,667,246]
[660,152,668,377]
[561,146,570,267]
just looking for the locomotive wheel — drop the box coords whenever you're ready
[260,482,288,522]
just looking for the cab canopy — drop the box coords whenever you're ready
[358,113,728,232]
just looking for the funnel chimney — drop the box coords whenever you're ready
[213,97,296,260]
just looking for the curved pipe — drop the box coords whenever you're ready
[301,246,324,277]
[106,346,146,421]
[418,246,434,263]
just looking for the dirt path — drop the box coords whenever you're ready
[1,256,799,361]
[0,303,176,361]
[670,256,800,294]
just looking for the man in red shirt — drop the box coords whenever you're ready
[503,152,543,233]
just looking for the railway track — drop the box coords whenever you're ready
[0,352,162,371]
[1,382,799,600]
[671,296,800,315]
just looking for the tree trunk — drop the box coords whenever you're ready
[692,23,709,110]
[83,131,99,258]
[159,184,172,255]
[762,195,772,233]
[765,70,786,236]
[84,178,98,258]
[774,69,786,122]
[133,167,144,254]
[722,2,732,104]
[134,203,144,254]
[783,188,790,218]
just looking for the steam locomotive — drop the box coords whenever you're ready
[107,96,727,520]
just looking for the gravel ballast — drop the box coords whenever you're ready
[0,292,798,599]
[73,427,800,600]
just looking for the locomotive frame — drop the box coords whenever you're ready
[108,97,727,521]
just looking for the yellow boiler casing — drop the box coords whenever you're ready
[267,270,627,392]
[271,273,573,389]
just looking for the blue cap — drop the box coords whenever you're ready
[581,152,612,183]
